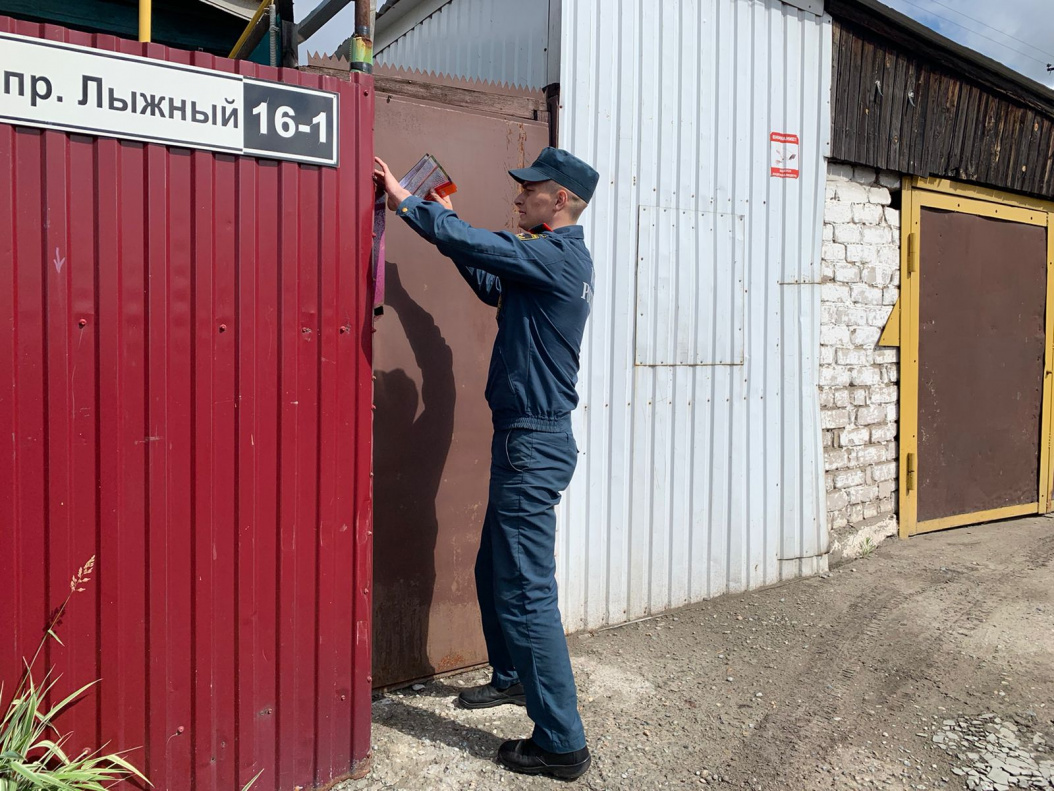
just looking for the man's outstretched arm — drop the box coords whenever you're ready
[375,157,559,291]
[396,196,560,289]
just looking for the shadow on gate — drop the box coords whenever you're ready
[373,262,457,684]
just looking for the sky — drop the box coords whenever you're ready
[870,0,1054,88]
[296,0,1054,91]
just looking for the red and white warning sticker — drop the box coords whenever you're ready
[770,132,800,178]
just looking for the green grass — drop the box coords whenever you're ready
[0,557,148,790]
[1,559,265,791]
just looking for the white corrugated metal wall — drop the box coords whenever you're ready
[557,0,833,631]
[376,0,553,89]
[374,0,834,633]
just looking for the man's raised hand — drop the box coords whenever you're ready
[428,189,454,211]
[373,156,410,211]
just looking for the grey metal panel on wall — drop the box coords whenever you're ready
[376,0,551,90]
[558,0,833,631]
[635,205,746,366]
[781,0,824,16]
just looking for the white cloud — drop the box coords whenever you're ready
[881,0,1054,88]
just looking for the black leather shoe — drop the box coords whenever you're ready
[497,738,591,780]
[457,682,526,709]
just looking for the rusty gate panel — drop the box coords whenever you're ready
[0,18,374,791]
[917,208,1048,522]
[371,76,549,687]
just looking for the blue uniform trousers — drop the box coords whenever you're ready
[475,428,586,754]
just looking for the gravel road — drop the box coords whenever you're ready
[338,516,1054,791]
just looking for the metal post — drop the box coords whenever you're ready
[138,0,151,42]
[228,0,274,61]
[268,2,278,67]
[350,0,374,73]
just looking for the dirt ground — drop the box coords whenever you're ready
[338,516,1054,791]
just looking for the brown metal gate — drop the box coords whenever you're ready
[899,180,1054,535]
[368,67,550,686]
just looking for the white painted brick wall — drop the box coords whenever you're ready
[821,163,901,555]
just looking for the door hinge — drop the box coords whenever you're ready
[907,232,917,276]
[906,452,916,493]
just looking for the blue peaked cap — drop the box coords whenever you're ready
[508,147,600,203]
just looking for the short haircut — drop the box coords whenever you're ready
[541,180,588,220]
[565,191,588,220]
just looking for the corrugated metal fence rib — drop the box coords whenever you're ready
[558,0,832,632]
[0,18,374,791]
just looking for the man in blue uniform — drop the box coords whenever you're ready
[374,147,599,781]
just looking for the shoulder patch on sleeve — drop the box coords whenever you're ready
[515,232,543,241]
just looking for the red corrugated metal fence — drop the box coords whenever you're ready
[0,18,375,791]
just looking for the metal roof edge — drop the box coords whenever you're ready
[376,0,409,20]
[197,0,258,20]
[826,0,1054,117]
[372,62,545,98]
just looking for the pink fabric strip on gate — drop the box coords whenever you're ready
[373,192,386,310]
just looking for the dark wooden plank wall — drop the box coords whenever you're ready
[831,22,1054,199]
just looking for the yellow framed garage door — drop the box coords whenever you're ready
[899,178,1054,537]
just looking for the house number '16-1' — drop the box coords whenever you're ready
[251,101,328,143]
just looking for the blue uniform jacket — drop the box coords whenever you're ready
[397,196,595,433]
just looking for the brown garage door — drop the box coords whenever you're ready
[371,70,550,687]
[915,206,1049,530]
